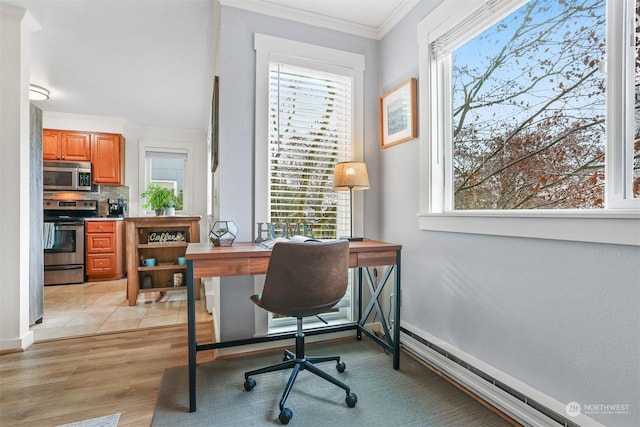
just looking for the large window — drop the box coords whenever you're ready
[254,34,365,330]
[417,0,639,245]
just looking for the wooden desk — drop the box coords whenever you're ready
[185,239,402,412]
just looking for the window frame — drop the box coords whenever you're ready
[253,34,365,333]
[417,0,640,246]
[254,34,365,231]
[138,141,194,215]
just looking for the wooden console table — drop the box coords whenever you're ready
[185,239,402,412]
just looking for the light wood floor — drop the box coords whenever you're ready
[30,279,212,341]
[0,323,216,427]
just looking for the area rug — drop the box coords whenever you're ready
[153,339,513,426]
[56,413,120,427]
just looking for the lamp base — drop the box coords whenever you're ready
[341,236,365,241]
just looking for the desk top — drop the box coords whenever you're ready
[186,239,401,261]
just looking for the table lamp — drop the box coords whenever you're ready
[333,161,369,241]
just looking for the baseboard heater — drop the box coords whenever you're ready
[400,326,583,427]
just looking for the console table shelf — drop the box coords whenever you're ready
[125,216,200,306]
[137,264,187,272]
[138,243,189,249]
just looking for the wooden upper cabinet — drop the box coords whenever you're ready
[42,129,62,160]
[43,129,91,161]
[91,132,124,185]
[62,131,91,161]
[43,128,124,185]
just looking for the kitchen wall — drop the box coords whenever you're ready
[378,2,639,427]
[215,5,380,341]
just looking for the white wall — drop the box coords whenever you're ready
[0,4,38,352]
[379,2,639,427]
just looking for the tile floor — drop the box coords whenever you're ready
[29,279,212,341]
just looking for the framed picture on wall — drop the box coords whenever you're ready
[379,77,417,149]
[211,75,220,172]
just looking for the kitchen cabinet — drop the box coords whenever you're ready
[124,216,200,306]
[85,219,125,281]
[43,129,91,161]
[42,129,124,185]
[91,132,124,185]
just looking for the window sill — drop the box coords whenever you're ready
[418,210,640,246]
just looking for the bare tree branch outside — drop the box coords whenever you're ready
[452,0,609,209]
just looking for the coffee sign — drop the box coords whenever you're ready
[148,230,186,244]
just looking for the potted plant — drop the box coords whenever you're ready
[140,183,174,216]
[165,198,176,216]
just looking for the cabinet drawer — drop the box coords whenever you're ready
[87,234,115,253]
[86,253,116,273]
[86,221,116,233]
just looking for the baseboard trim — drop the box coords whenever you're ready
[400,325,604,427]
[0,330,34,353]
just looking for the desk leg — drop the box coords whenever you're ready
[357,267,363,340]
[393,250,401,370]
[187,260,197,412]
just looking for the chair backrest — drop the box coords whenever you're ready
[257,240,349,318]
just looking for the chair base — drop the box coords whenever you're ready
[243,318,357,424]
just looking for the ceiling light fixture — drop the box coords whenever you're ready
[29,84,50,101]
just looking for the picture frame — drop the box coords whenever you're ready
[379,77,417,149]
[210,75,220,172]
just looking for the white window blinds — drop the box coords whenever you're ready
[268,62,353,238]
[431,0,527,58]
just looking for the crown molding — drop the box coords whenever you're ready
[376,0,420,38]
[219,0,419,40]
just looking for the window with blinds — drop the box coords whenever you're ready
[268,62,353,238]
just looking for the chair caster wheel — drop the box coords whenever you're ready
[346,392,357,408]
[279,407,293,424]
[336,361,346,373]
[244,377,256,391]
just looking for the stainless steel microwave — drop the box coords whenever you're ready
[43,161,92,191]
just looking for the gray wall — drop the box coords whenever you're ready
[379,2,639,426]
[215,3,639,426]
[216,6,379,340]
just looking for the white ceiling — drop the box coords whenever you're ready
[4,0,422,130]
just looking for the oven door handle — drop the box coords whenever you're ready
[44,265,83,271]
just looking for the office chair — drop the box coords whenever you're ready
[243,239,357,424]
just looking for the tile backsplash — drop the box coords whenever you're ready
[44,185,130,217]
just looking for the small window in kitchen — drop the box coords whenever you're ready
[143,148,187,213]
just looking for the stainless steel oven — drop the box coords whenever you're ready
[43,161,92,191]
[44,199,97,285]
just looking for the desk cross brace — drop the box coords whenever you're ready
[358,265,395,351]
